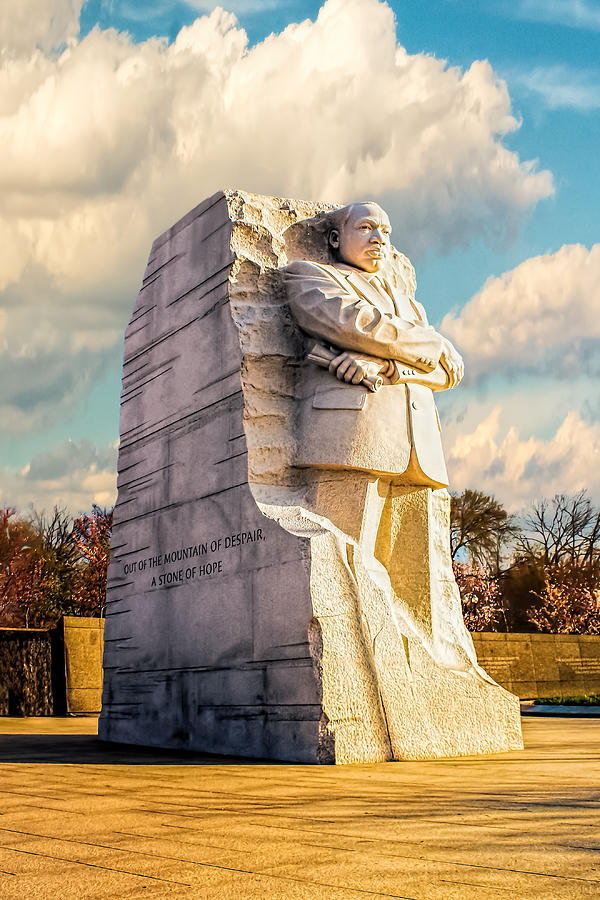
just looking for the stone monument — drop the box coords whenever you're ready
[99,190,523,763]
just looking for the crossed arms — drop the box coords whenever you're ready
[284,261,463,391]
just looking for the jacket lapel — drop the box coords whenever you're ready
[343,269,396,314]
[313,263,416,320]
[388,281,426,323]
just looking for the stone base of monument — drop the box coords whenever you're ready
[98,190,522,763]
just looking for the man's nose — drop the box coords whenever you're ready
[370,229,385,243]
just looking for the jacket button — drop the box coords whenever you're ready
[411,400,420,410]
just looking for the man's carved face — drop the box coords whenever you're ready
[329,203,391,274]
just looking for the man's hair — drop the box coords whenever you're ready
[324,201,385,237]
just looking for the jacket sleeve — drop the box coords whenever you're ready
[389,298,451,390]
[284,261,443,373]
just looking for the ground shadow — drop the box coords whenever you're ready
[0,733,290,765]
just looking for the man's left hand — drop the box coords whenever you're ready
[439,338,464,388]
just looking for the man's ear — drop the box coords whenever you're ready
[329,229,340,250]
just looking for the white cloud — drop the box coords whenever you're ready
[0,0,552,440]
[438,243,600,510]
[446,407,600,512]
[441,243,600,381]
[0,0,84,58]
[0,440,118,514]
[0,261,123,433]
[516,0,600,30]
[512,65,600,111]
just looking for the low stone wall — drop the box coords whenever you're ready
[0,629,54,715]
[471,633,600,699]
[63,617,105,714]
[0,618,105,716]
[2,621,594,712]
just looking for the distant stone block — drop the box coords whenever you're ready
[471,632,600,699]
[63,617,104,715]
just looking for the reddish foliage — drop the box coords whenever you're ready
[528,562,600,634]
[71,506,113,617]
[0,505,112,627]
[453,561,505,631]
[0,508,46,627]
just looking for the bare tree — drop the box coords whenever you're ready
[517,491,600,567]
[28,506,80,623]
[514,492,600,633]
[450,489,519,572]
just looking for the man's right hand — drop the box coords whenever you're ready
[328,350,391,385]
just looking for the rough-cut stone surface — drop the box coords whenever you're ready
[0,630,53,716]
[99,190,522,762]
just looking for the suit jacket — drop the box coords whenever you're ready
[284,260,449,488]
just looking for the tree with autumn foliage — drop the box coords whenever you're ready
[527,560,600,634]
[0,504,112,628]
[0,507,45,627]
[453,560,506,631]
[71,506,113,617]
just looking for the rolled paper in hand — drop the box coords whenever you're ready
[306,343,383,392]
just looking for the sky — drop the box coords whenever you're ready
[0,0,599,515]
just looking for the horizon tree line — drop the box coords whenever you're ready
[1,491,599,633]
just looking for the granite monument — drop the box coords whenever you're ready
[99,190,522,763]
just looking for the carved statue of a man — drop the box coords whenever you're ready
[284,201,464,487]
[283,201,477,675]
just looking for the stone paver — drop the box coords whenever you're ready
[0,717,598,898]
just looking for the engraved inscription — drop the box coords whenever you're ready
[122,527,267,588]
[478,656,519,675]
[556,657,600,675]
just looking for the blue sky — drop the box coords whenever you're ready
[1,0,599,512]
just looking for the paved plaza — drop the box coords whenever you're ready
[0,716,598,898]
